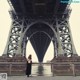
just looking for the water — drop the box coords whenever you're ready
[32,63,53,76]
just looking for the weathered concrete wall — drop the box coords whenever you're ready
[51,56,80,76]
[0,57,27,75]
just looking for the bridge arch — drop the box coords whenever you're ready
[23,21,58,40]
[22,22,58,62]
[26,31,55,62]
[28,31,52,40]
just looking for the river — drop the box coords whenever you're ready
[32,63,53,76]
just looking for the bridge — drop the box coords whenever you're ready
[3,0,77,62]
[0,0,80,76]
[8,0,69,17]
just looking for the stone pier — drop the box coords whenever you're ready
[0,56,26,75]
[51,56,80,76]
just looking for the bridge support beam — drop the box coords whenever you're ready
[56,17,77,57]
[2,6,78,60]
[3,17,24,57]
[3,16,78,58]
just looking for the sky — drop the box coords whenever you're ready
[0,0,80,62]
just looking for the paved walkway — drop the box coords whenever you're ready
[8,76,80,80]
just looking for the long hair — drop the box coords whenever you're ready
[28,54,32,60]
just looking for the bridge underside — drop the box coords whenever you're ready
[7,0,70,62]
[10,0,69,18]
[0,0,80,76]
[25,23,55,62]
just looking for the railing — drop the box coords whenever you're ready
[0,62,80,76]
[51,62,80,76]
[0,62,26,75]
[32,62,80,76]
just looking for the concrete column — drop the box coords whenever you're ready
[72,64,75,76]
[9,63,12,75]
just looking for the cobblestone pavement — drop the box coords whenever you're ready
[8,76,80,80]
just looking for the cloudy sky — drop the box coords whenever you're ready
[0,0,80,62]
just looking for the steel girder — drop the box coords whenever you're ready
[3,17,77,58]
[3,17,24,57]
[3,6,77,59]
[56,17,77,57]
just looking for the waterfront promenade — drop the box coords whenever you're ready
[7,63,80,80]
[8,76,80,80]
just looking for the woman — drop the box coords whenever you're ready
[26,54,32,77]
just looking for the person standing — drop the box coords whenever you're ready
[26,54,32,77]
